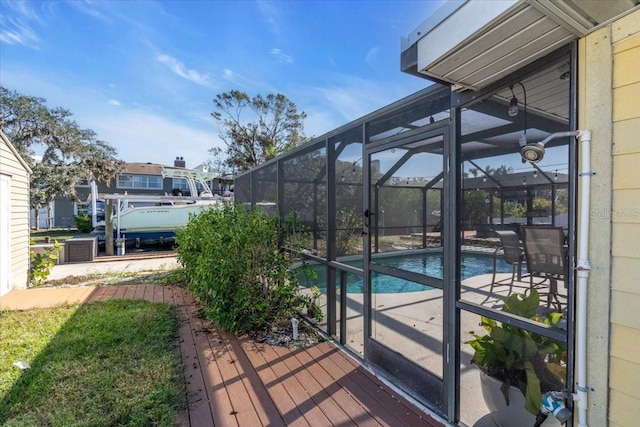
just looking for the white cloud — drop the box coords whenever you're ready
[156,54,213,87]
[0,67,219,168]
[0,17,39,47]
[220,68,276,93]
[108,99,121,106]
[66,0,111,22]
[0,1,41,48]
[270,48,294,64]
[83,108,222,167]
[256,0,281,34]
[302,109,342,140]
[223,68,234,80]
[318,83,376,122]
[299,73,428,130]
[365,47,379,69]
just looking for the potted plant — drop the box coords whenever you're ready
[466,289,567,426]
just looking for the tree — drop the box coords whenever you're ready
[1,86,124,229]
[491,165,513,176]
[210,90,308,173]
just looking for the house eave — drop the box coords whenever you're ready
[402,0,640,90]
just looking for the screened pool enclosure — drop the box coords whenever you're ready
[235,46,577,425]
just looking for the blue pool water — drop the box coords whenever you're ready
[297,252,511,294]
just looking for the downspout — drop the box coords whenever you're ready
[523,130,592,426]
[90,180,98,228]
[575,129,592,427]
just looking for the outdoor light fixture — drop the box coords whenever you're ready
[521,131,582,163]
[352,157,362,173]
[508,86,519,117]
[558,62,571,81]
[521,142,546,163]
[508,82,528,147]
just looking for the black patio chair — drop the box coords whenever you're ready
[490,230,525,296]
[522,226,568,310]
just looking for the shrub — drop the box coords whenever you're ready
[175,204,321,333]
[74,213,93,233]
[29,239,62,286]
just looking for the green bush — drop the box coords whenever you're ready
[29,239,62,286]
[74,213,93,233]
[175,204,321,333]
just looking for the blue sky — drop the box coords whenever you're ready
[0,0,445,169]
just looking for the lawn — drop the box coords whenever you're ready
[31,229,87,243]
[0,300,184,426]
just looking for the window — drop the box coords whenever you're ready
[117,174,162,190]
[172,178,189,192]
[172,178,210,196]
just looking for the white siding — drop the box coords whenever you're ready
[609,11,640,427]
[0,131,31,293]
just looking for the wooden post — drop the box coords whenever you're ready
[105,199,114,256]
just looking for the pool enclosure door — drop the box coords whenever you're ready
[364,125,452,413]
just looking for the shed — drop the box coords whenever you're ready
[0,130,32,296]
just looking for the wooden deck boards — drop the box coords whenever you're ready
[2,284,445,427]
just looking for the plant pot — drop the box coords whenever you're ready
[479,371,562,427]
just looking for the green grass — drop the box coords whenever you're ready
[31,229,86,243]
[0,300,183,426]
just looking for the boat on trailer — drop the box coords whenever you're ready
[91,168,227,245]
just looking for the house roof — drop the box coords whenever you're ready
[0,130,33,174]
[402,0,640,91]
[122,162,166,175]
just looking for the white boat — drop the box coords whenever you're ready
[113,201,219,238]
[91,168,227,242]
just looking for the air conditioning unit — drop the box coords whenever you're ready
[64,236,98,263]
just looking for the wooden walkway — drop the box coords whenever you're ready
[1,285,444,427]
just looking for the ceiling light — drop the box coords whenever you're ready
[509,82,528,149]
[508,93,519,117]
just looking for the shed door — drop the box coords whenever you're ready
[0,175,10,296]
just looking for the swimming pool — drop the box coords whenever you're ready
[297,251,512,293]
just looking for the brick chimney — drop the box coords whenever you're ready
[174,156,186,168]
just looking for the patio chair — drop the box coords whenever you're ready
[522,226,568,309]
[490,230,525,297]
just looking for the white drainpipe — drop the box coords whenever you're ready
[90,180,98,228]
[575,129,592,427]
[524,130,592,426]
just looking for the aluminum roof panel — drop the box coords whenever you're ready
[407,0,640,90]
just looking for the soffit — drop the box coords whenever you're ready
[409,0,640,91]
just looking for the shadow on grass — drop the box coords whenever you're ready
[0,298,183,427]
